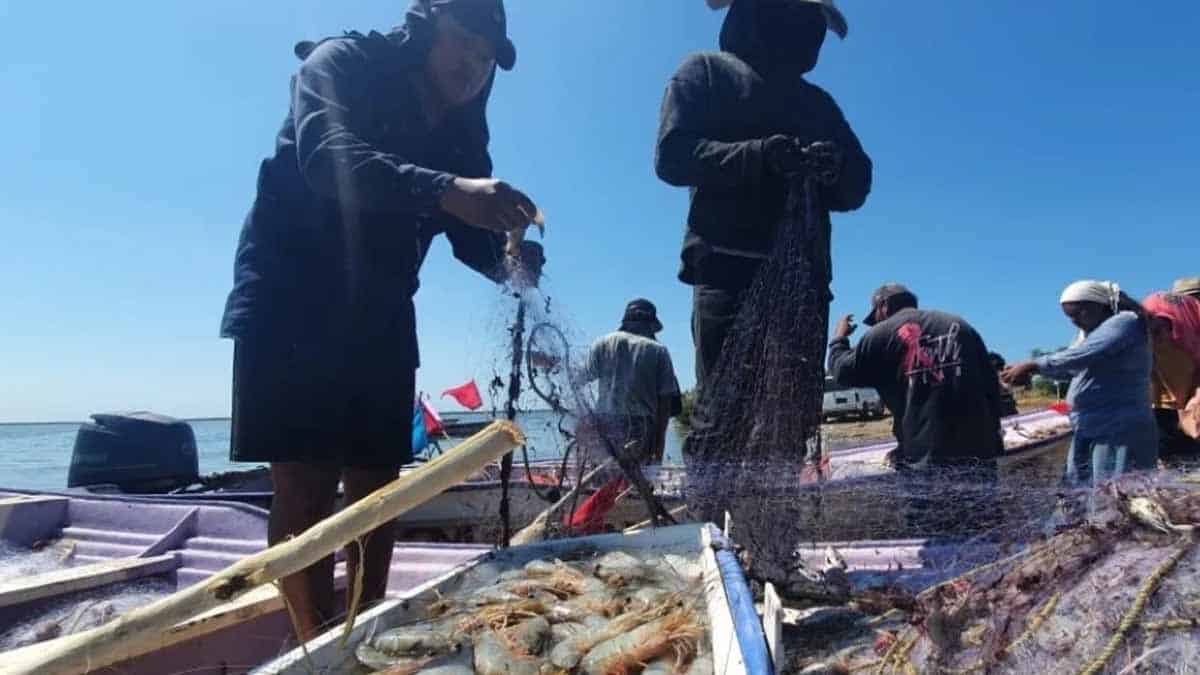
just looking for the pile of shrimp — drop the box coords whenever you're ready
[355,550,714,675]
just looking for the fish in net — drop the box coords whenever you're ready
[682,175,833,586]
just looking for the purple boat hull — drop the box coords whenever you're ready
[0,489,489,673]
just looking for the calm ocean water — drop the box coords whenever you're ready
[0,411,686,491]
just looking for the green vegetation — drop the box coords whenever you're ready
[675,389,697,429]
[1029,347,1069,398]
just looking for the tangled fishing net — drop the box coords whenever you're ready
[781,472,1200,675]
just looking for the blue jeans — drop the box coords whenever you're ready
[1066,421,1159,488]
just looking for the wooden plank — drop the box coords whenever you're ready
[0,587,287,674]
[622,505,689,534]
[0,553,178,609]
[762,582,784,674]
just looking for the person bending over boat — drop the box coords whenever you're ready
[1002,281,1157,487]
[654,0,872,402]
[219,0,541,640]
[582,299,682,465]
[829,284,1004,470]
[1143,291,1200,460]
[829,284,1004,537]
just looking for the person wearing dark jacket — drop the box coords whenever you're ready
[829,284,1004,467]
[655,0,872,389]
[219,0,541,639]
[829,284,1004,537]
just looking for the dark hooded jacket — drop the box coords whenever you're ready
[655,0,872,290]
[220,2,505,369]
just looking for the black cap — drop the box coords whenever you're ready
[431,0,516,70]
[862,283,917,326]
[621,298,663,334]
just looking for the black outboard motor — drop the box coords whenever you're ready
[68,412,200,492]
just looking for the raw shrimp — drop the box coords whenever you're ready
[501,615,552,656]
[455,599,547,635]
[592,551,648,587]
[473,629,549,675]
[546,603,593,624]
[373,647,473,675]
[504,574,586,600]
[579,610,705,675]
[550,621,585,644]
[355,625,457,671]
[549,603,676,670]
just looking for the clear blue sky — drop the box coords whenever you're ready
[1,1,1197,422]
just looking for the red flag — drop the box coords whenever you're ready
[564,478,628,535]
[420,398,446,437]
[441,380,483,411]
[1049,401,1072,415]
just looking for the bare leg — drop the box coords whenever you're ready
[269,462,339,641]
[342,465,401,609]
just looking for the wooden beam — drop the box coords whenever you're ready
[0,421,523,675]
[0,554,178,609]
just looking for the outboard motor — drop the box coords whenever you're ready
[68,412,200,492]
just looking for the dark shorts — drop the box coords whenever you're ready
[230,335,415,468]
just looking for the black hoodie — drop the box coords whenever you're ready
[655,0,872,290]
[220,2,506,368]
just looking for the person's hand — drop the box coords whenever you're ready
[834,314,857,340]
[1001,361,1039,386]
[440,177,539,233]
[801,141,843,185]
[505,239,545,290]
[764,136,842,184]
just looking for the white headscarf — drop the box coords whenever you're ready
[1060,280,1121,313]
[1059,280,1122,344]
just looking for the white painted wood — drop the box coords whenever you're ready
[763,582,784,674]
[0,554,178,609]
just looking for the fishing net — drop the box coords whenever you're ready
[475,253,681,547]
[679,176,834,585]
[781,471,1200,675]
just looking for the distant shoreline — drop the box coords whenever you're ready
[0,417,233,427]
[0,410,549,427]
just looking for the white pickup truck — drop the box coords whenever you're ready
[822,376,886,421]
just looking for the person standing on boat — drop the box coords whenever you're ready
[830,284,1006,471]
[655,0,872,408]
[1142,291,1200,460]
[1002,281,1157,487]
[582,299,681,465]
[219,0,541,640]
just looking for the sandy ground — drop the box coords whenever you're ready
[821,393,1061,449]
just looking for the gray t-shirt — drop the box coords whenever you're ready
[586,331,680,418]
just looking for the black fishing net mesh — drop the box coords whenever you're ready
[473,184,1074,570]
[679,177,835,583]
